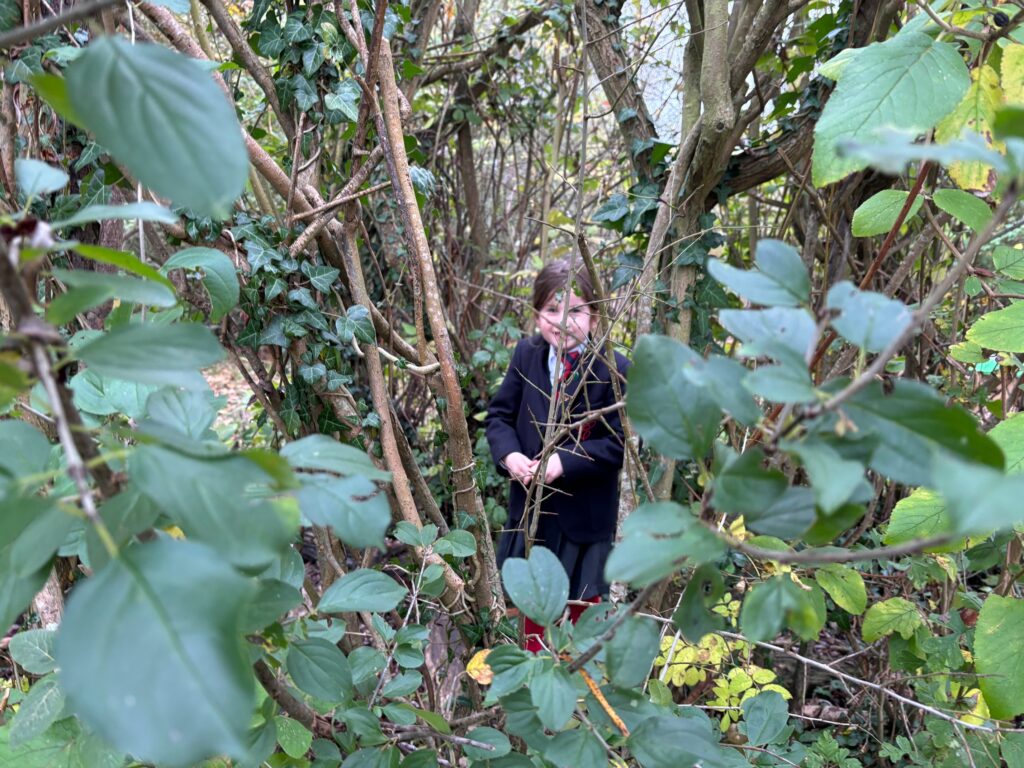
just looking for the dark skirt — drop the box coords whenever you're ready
[496,509,613,601]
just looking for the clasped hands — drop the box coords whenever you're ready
[503,451,563,486]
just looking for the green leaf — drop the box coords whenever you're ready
[131,445,294,572]
[318,569,408,613]
[744,486,817,539]
[335,304,376,344]
[605,501,725,586]
[606,615,660,688]
[813,32,969,186]
[627,335,720,461]
[324,79,361,122]
[69,370,158,419]
[70,243,175,288]
[66,37,248,218]
[1,495,75,577]
[593,193,630,223]
[932,455,1024,535]
[15,158,68,198]
[712,448,787,516]
[967,300,1024,352]
[744,363,818,404]
[529,663,576,730]
[862,597,922,642]
[75,323,224,389]
[49,268,177,321]
[162,248,239,322]
[740,691,789,746]
[0,717,124,768]
[851,190,923,237]
[707,239,809,307]
[718,307,816,364]
[55,539,255,766]
[9,629,57,674]
[783,438,865,514]
[295,475,390,550]
[674,351,761,426]
[501,546,568,627]
[814,564,866,615]
[883,488,955,545]
[463,727,511,761]
[629,713,734,768]
[740,576,822,642]
[51,202,178,229]
[973,595,1024,720]
[301,262,340,293]
[932,188,992,230]
[433,529,476,558]
[544,728,605,768]
[9,674,65,748]
[242,578,301,632]
[275,717,312,759]
[1004,733,1024,768]
[672,563,725,642]
[0,420,52,479]
[935,65,1002,191]
[841,379,1003,486]
[993,246,1024,280]
[281,435,391,481]
[286,638,353,704]
[826,282,913,353]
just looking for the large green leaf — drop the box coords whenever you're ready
[861,597,921,642]
[627,335,721,461]
[162,248,240,322]
[74,323,225,389]
[9,674,65,748]
[605,615,660,688]
[131,445,294,572]
[673,351,761,426]
[966,301,1024,353]
[318,569,408,613]
[975,595,1024,720]
[47,269,176,326]
[51,202,178,230]
[850,190,923,237]
[0,717,124,768]
[629,712,734,768]
[932,188,992,230]
[501,546,569,627]
[70,243,174,288]
[826,282,912,353]
[935,65,1002,192]
[0,420,52,479]
[9,629,57,674]
[883,489,956,546]
[286,638,353,704]
[707,239,809,307]
[783,438,865,514]
[15,158,68,198]
[740,576,823,643]
[69,370,159,419]
[712,448,787,515]
[65,37,248,218]
[295,475,390,550]
[740,691,789,747]
[544,728,605,768]
[813,31,969,186]
[672,564,725,643]
[994,246,1024,280]
[55,539,256,766]
[281,435,391,481]
[840,380,1003,486]
[932,456,1024,535]
[743,362,818,405]
[814,564,866,615]
[718,307,816,364]
[605,502,725,587]
[529,663,577,730]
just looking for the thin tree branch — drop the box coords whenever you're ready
[0,0,119,49]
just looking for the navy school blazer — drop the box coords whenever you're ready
[485,335,630,542]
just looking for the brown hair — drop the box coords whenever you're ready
[531,259,597,311]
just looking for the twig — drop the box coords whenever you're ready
[566,581,660,672]
[0,0,120,48]
[724,532,955,565]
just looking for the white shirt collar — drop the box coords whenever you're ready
[548,340,587,386]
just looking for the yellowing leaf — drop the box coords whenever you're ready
[935,65,1003,192]
[466,649,493,685]
[1004,44,1024,106]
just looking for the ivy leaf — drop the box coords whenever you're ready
[318,569,408,613]
[163,248,240,322]
[66,37,248,218]
[627,335,720,461]
[851,190,923,237]
[813,31,969,186]
[55,539,256,766]
[592,193,629,223]
[335,304,376,344]
[862,597,922,642]
[324,79,361,122]
[814,564,866,615]
[708,239,810,307]
[975,595,1024,720]
[826,282,913,354]
[502,546,568,627]
[300,262,340,292]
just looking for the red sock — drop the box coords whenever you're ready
[569,595,601,624]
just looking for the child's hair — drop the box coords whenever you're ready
[531,259,597,311]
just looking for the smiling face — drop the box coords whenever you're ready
[536,289,595,350]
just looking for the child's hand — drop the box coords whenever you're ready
[503,452,536,485]
[541,454,564,484]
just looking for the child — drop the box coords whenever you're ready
[485,258,629,652]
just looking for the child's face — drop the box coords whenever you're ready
[536,290,595,349]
